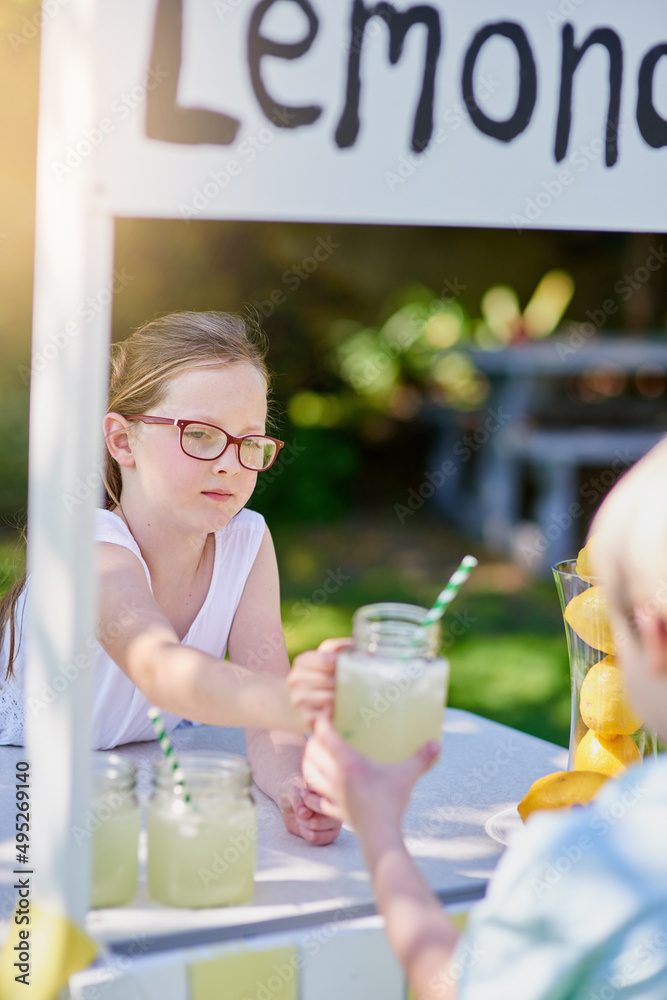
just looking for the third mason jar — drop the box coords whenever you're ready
[334,602,450,763]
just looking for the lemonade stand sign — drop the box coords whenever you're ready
[11,0,667,995]
[85,0,667,230]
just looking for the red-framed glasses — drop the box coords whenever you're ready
[125,415,284,471]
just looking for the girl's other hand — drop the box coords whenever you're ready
[302,716,440,835]
[279,773,342,845]
[288,637,352,732]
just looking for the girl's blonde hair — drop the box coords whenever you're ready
[2,311,269,679]
[104,310,270,508]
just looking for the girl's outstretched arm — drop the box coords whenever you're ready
[96,538,304,731]
[303,717,462,1000]
[228,527,342,845]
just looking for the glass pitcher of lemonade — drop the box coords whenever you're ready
[147,752,256,908]
[90,754,140,908]
[334,602,450,763]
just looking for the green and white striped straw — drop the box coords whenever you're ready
[407,554,478,656]
[147,706,191,804]
[423,554,478,628]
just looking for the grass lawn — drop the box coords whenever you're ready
[0,514,572,749]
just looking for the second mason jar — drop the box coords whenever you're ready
[147,752,256,908]
[334,602,450,763]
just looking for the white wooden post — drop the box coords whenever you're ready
[26,0,114,924]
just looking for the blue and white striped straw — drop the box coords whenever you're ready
[147,706,191,804]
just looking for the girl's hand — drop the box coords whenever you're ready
[279,773,342,845]
[302,716,440,836]
[288,637,352,732]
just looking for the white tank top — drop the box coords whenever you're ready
[0,507,265,749]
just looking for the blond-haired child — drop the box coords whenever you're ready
[304,439,667,998]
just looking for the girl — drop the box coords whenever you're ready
[0,310,340,845]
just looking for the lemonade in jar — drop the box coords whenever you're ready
[334,602,450,763]
[147,752,256,908]
[90,754,140,908]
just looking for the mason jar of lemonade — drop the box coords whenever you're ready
[147,752,256,908]
[334,602,450,763]
[90,754,140,908]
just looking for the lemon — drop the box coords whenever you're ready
[574,715,589,748]
[0,902,99,1000]
[518,770,609,822]
[575,533,602,581]
[579,657,643,737]
[574,729,641,777]
[564,586,615,654]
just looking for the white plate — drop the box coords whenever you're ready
[485,805,523,847]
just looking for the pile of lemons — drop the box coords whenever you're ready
[519,536,643,822]
[565,535,643,777]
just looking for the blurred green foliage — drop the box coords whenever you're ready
[0,535,25,593]
[247,269,573,523]
[320,286,488,416]
[247,425,360,524]
[0,378,29,520]
[287,269,575,443]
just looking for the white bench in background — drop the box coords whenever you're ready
[431,337,667,569]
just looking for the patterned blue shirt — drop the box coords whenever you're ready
[454,754,667,1000]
